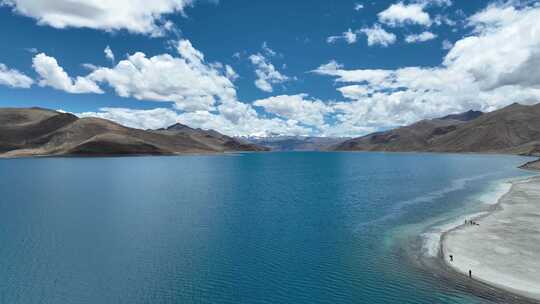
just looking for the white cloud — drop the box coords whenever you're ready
[337,85,374,99]
[1,0,194,36]
[104,46,115,63]
[88,40,237,111]
[378,2,431,27]
[254,94,332,126]
[354,3,364,11]
[177,106,313,137]
[0,63,33,88]
[467,4,520,33]
[225,65,239,81]
[249,53,290,92]
[445,4,540,92]
[442,39,453,50]
[313,3,540,133]
[405,31,437,43]
[79,106,315,137]
[360,24,397,47]
[327,28,359,44]
[313,60,391,84]
[78,107,181,130]
[433,14,456,26]
[32,53,103,94]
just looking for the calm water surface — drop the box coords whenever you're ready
[0,152,534,304]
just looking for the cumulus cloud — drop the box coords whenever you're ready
[327,28,359,44]
[87,40,237,111]
[378,2,431,27]
[254,94,332,126]
[360,24,397,47]
[0,63,33,88]
[354,3,364,11]
[32,53,103,94]
[79,106,315,137]
[313,3,540,132]
[467,4,520,33]
[0,0,194,36]
[78,107,181,130]
[249,52,290,92]
[405,31,437,43]
[68,40,315,137]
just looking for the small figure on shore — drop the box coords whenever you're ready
[469,269,472,278]
[449,254,454,262]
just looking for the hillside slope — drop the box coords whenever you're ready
[333,103,540,155]
[0,108,267,157]
[429,104,540,154]
[154,123,267,152]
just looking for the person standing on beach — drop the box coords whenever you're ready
[469,270,472,278]
[449,254,453,262]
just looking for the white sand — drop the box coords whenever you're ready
[443,177,540,300]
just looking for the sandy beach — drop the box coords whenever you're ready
[442,176,540,301]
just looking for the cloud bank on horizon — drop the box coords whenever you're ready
[0,0,540,137]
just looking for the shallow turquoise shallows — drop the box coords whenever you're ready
[0,152,534,304]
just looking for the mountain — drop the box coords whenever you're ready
[154,123,267,152]
[333,103,540,155]
[440,110,483,122]
[0,108,268,157]
[246,136,349,151]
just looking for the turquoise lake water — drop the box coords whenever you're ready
[0,152,535,304]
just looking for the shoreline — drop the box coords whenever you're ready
[0,150,266,159]
[1,149,538,159]
[438,173,540,302]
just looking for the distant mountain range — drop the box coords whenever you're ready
[333,104,540,156]
[0,108,267,157]
[245,136,349,151]
[3,104,540,158]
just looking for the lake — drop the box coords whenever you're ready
[0,152,534,304]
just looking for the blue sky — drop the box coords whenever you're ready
[0,0,539,136]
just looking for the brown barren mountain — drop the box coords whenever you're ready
[0,108,267,157]
[333,103,540,155]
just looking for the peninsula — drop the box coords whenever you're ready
[442,175,540,301]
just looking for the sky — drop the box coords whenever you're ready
[0,0,539,137]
